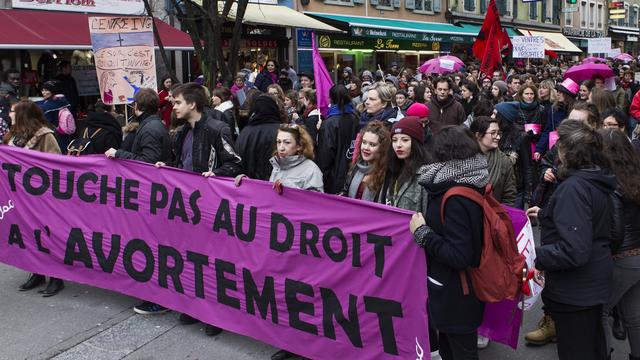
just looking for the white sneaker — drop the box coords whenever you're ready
[477,335,490,349]
[430,350,442,360]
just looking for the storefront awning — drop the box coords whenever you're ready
[517,29,582,53]
[457,23,521,38]
[0,9,193,50]
[609,25,640,36]
[306,13,479,42]
[228,4,341,32]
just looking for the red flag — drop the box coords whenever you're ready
[473,0,500,59]
[480,24,503,78]
[473,0,512,76]
[545,49,559,59]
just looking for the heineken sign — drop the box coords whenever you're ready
[318,34,440,51]
[351,26,474,43]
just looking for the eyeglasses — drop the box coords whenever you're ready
[487,131,502,137]
[603,123,619,129]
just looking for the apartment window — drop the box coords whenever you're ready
[464,0,475,12]
[621,3,629,26]
[565,12,573,26]
[597,3,603,28]
[414,0,433,12]
[590,2,595,28]
[325,0,355,4]
[553,0,561,24]
[580,1,587,26]
[511,0,517,17]
[378,0,393,8]
[632,5,639,28]
[480,0,487,13]
[530,1,537,19]
[541,0,547,22]
[496,0,507,15]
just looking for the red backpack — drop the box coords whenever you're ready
[440,185,526,303]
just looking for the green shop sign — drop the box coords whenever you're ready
[318,34,440,51]
[351,26,474,43]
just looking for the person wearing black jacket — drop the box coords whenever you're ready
[411,125,488,360]
[105,88,171,316]
[54,60,80,116]
[106,88,171,164]
[254,60,278,93]
[236,95,283,180]
[600,128,640,360]
[527,120,616,360]
[169,83,242,177]
[316,85,359,194]
[156,82,241,337]
[81,101,123,154]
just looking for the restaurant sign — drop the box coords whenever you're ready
[351,26,474,43]
[318,34,440,51]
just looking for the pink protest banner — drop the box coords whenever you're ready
[478,206,539,349]
[525,123,541,160]
[0,145,428,360]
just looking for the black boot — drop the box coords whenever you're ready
[18,273,45,291]
[39,278,64,297]
[271,349,297,360]
[612,307,627,341]
[204,324,223,336]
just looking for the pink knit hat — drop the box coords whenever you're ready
[406,103,429,118]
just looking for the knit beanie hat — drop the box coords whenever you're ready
[391,116,424,144]
[492,80,508,94]
[361,70,373,80]
[495,101,520,123]
[406,102,429,119]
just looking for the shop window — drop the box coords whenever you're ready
[464,0,475,12]
[414,0,433,12]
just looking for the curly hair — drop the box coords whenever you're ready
[274,124,315,160]
[599,128,640,204]
[556,120,610,180]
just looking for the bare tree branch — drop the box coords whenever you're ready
[142,0,178,82]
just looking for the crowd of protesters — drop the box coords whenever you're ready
[1,55,640,360]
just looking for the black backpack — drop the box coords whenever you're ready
[67,128,102,156]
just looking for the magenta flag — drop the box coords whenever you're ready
[312,32,333,117]
[478,206,540,349]
[0,145,428,360]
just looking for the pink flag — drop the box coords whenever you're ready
[312,32,333,117]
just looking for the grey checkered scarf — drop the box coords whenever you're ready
[418,153,490,188]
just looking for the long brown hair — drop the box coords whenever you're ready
[353,121,391,194]
[599,128,640,204]
[11,100,50,139]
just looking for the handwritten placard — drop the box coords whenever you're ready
[512,36,545,59]
[89,17,157,105]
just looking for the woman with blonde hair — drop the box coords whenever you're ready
[7,100,65,297]
[360,82,403,127]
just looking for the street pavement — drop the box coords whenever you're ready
[0,228,632,360]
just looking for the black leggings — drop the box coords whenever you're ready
[438,331,479,360]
